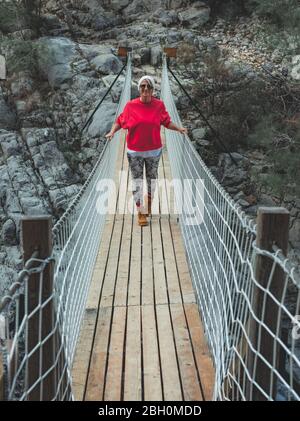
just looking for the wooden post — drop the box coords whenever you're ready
[247,207,289,400]
[21,216,54,401]
[163,47,177,58]
[117,46,132,57]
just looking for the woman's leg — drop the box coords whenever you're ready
[127,154,144,209]
[144,154,161,214]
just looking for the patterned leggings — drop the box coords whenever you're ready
[127,153,161,208]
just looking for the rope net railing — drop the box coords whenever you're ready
[0,53,132,401]
[161,54,300,401]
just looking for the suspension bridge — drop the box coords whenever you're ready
[0,51,299,401]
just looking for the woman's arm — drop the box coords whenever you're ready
[167,122,188,134]
[105,122,121,141]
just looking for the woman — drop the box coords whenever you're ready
[105,75,187,226]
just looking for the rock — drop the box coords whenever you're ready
[90,54,123,74]
[290,219,300,248]
[42,14,62,30]
[122,0,148,18]
[178,6,210,29]
[197,36,217,49]
[10,73,34,97]
[151,8,179,27]
[150,45,162,67]
[0,95,17,130]
[192,128,207,140]
[257,193,277,207]
[140,48,151,65]
[1,219,17,246]
[245,194,257,205]
[0,130,23,158]
[87,101,118,138]
[102,75,125,102]
[0,265,16,297]
[110,0,130,11]
[37,37,77,88]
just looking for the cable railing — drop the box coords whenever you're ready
[161,53,300,401]
[0,53,132,401]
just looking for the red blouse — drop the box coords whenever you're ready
[116,97,171,151]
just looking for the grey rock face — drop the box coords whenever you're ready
[178,6,210,29]
[110,0,130,11]
[37,37,77,88]
[87,101,118,138]
[151,9,179,27]
[0,93,17,130]
[150,46,162,67]
[90,54,123,74]
[1,219,17,246]
[0,130,23,159]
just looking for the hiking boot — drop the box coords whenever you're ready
[138,211,148,227]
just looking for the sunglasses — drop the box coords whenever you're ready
[140,84,153,90]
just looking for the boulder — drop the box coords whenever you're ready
[150,45,162,67]
[1,219,17,246]
[87,101,118,138]
[0,96,17,130]
[178,6,210,29]
[90,54,123,74]
[37,37,77,88]
[0,130,23,158]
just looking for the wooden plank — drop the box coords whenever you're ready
[124,306,142,400]
[170,303,203,401]
[161,149,175,216]
[127,218,141,306]
[114,215,133,307]
[151,221,168,305]
[141,225,154,306]
[104,306,127,401]
[158,158,170,216]
[142,305,163,401]
[169,220,196,304]
[86,217,114,310]
[160,219,182,304]
[100,218,124,308]
[72,309,97,401]
[184,303,215,401]
[156,304,182,400]
[85,306,113,401]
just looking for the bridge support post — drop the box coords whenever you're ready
[21,216,55,400]
[247,207,289,400]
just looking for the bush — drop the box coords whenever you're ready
[0,2,28,34]
[251,0,300,29]
[1,38,50,80]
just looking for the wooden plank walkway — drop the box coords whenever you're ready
[72,130,215,401]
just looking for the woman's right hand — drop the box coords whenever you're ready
[105,131,114,141]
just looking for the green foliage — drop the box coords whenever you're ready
[186,46,300,198]
[0,2,28,34]
[1,38,50,80]
[0,1,43,35]
[249,119,300,196]
[250,0,300,29]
